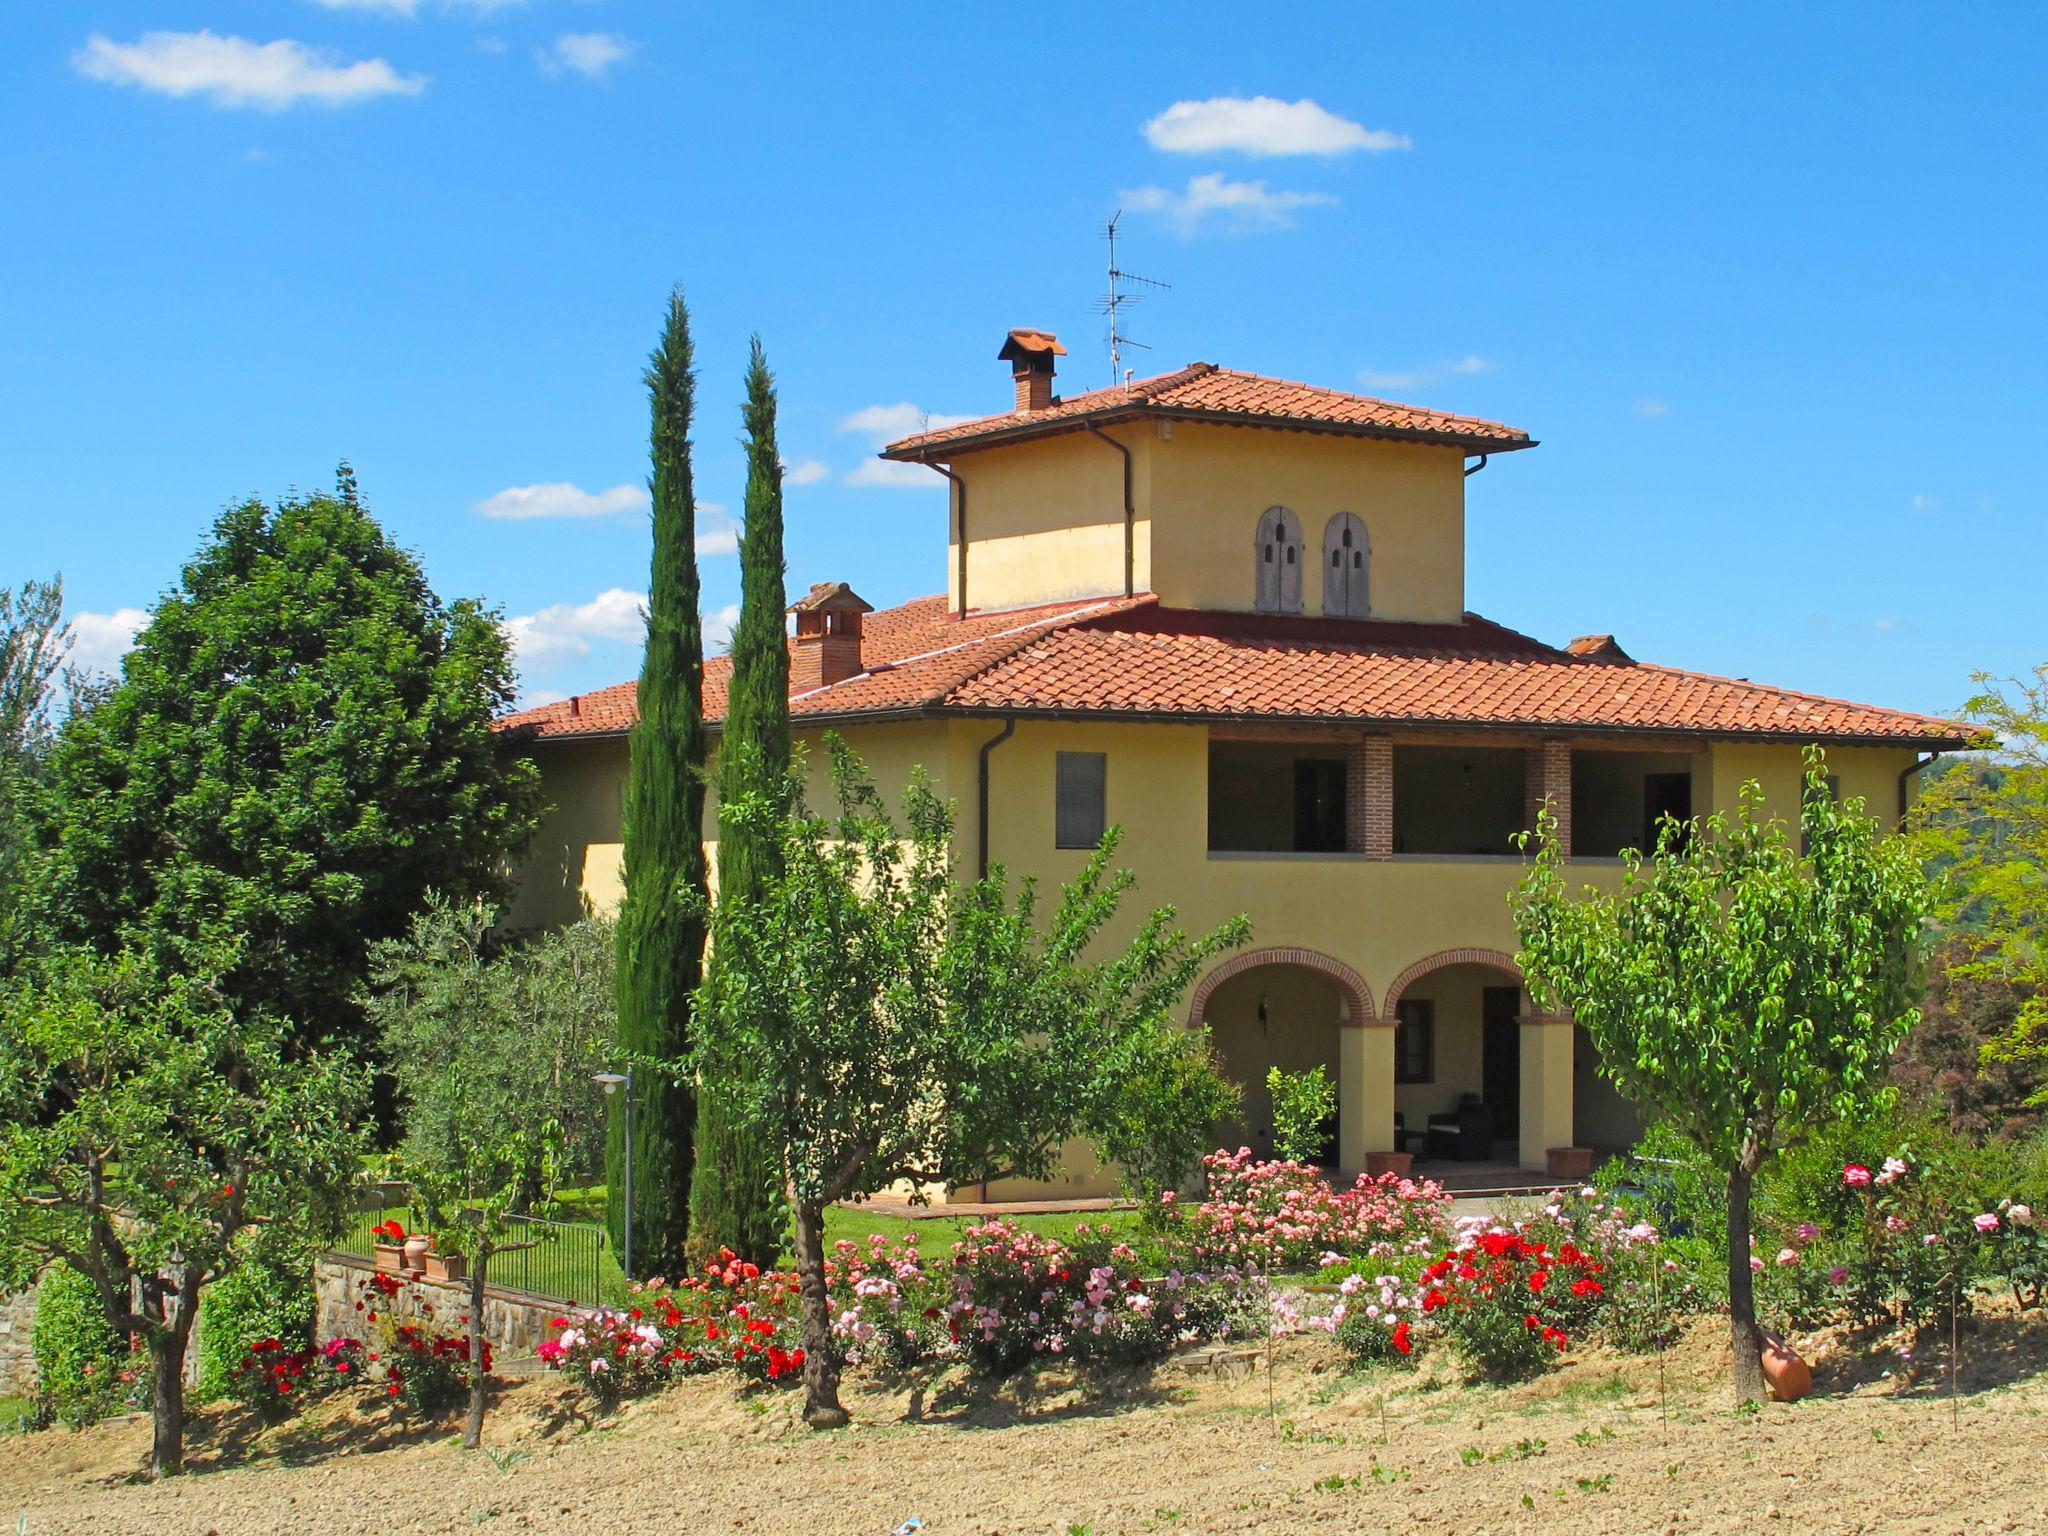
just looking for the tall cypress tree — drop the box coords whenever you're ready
[610,289,709,1276]
[688,337,792,1264]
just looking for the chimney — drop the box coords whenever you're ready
[788,581,875,691]
[998,328,1066,414]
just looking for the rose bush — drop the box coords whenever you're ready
[1418,1226,1610,1381]
[1158,1149,1450,1272]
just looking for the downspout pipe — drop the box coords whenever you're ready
[924,459,969,619]
[1898,750,1940,829]
[1086,422,1136,598]
[977,716,1017,880]
[1463,453,1490,478]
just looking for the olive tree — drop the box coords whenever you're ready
[694,738,1247,1427]
[1513,756,1927,1402]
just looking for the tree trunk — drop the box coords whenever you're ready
[463,1250,489,1449]
[790,1196,847,1428]
[1726,1162,1768,1404]
[147,1329,188,1477]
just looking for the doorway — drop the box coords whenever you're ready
[1482,985,1522,1142]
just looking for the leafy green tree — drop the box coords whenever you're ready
[0,947,368,1475]
[404,1122,561,1449]
[612,291,710,1275]
[369,896,616,1192]
[38,470,540,1058]
[689,336,792,1266]
[0,576,72,970]
[1911,665,2048,1099]
[1513,758,1927,1402]
[1266,1065,1337,1163]
[695,740,1247,1427]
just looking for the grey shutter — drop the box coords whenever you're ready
[1055,751,1107,848]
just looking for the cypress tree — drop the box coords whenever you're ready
[688,337,793,1265]
[610,289,709,1276]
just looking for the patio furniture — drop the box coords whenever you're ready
[1426,1094,1495,1161]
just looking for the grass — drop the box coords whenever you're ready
[821,1202,1146,1255]
[0,1395,32,1433]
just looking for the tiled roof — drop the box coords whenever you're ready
[494,595,1971,747]
[881,363,1535,459]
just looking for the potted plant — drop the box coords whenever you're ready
[403,1229,433,1273]
[422,1245,467,1285]
[371,1218,407,1273]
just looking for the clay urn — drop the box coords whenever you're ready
[403,1232,432,1273]
[1760,1332,1812,1402]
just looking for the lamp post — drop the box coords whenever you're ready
[594,1068,633,1279]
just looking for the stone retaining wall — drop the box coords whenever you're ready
[0,1283,37,1397]
[313,1256,568,1364]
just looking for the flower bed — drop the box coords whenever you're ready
[1154,1148,1451,1272]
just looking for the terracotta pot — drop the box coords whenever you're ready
[403,1233,432,1272]
[1364,1151,1414,1179]
[1760,1332,1812,1402]
[423,1251,467,1284]
[1546,1146,1594,1180]
[372,1243,405,1274]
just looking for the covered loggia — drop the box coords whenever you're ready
[1187,948,1372,1166]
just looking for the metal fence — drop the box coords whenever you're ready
[334,1194,611,1308]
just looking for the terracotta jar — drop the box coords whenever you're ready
[1760,1332,1812,1402]
[403,1232,432,1273]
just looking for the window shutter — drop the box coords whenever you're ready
[1055,751,1108,849]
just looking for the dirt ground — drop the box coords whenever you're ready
[5,1306,2046,1536]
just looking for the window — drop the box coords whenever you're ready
[1253,506,1304,613]
[1322,512,1369,617]
[1207,741,1351,853]
[1293,758,1347,852]
[1055,751,1107,849]
[1395,999,1436,1084]
[1642,772,1693,853]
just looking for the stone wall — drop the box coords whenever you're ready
[313,1256,566,1365]
[0,1282,37,1397]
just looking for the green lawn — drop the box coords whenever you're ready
[0,1395,32,1433]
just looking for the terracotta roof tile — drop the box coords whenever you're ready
[881,363,1534,459]
[494,595,1970,747]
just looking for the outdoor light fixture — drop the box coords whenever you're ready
[592,1066,634,1279]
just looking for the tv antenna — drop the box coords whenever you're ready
[1095,211,1168,388]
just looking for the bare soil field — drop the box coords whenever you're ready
[5,1307,2045,1536]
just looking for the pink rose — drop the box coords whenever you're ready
[1876,1156,1908,1185]
[1974,1212,2000,1233]
[1827,1265,1849,1285]
[1923,1233,1941,1247]
[1774,1248,1800,1267]
[2009,1205,2034,1228]
[1794,1222,1821,1242]
[1842,1164,1872,1187]
[1749,1255,1765,1273]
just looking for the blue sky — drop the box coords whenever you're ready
[4,3,2042,716]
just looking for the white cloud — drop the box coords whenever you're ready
[67,608,148,676]
[305,0,419,14]
[474,481,645,520]
[1633,398,1671,418]
[696,504,739,556]
[836,404,973,487]
[1143,96,1409,157]
[1121,172,1337,234]
[782,458,829,486]
[504,588,646,669]
[74,30,427,110]
[1357,355,1493,393]
[475,35,508,54]
[1911,492,1938,512]
[704,603,742,652]
[536,32,632,80]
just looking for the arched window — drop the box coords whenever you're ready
[1254,506,1304,613]
[1322,512,1369,617]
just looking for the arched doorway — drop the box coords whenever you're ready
[1382,949,1525,1166]
[1190,948,1372,1165]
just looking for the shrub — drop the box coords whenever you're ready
[31,1262,142,1430]
[1163,1148,1450,1272]
[1331,1270,1422,1367]
[197,1251,314,1405]
[352,1271,484,1418]
[1266,1066,1336,1164]
[226,1339,311,1420]
[1420,1230,1608,1382]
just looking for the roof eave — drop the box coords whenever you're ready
[881,405,1535,462]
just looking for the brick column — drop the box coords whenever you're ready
[1524,739,1572,857]
[1348,735,1393,858]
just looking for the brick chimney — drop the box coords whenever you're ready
[998,328,1066,414]
[788,581,875,691]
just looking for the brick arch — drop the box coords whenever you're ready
[1187,946,1375,1029]
[1380,947,1523,1019]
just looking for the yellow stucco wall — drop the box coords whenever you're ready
[1144,424,1467,621]
[936,419,1465,621]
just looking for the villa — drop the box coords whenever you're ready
[496,329,1969,1198]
